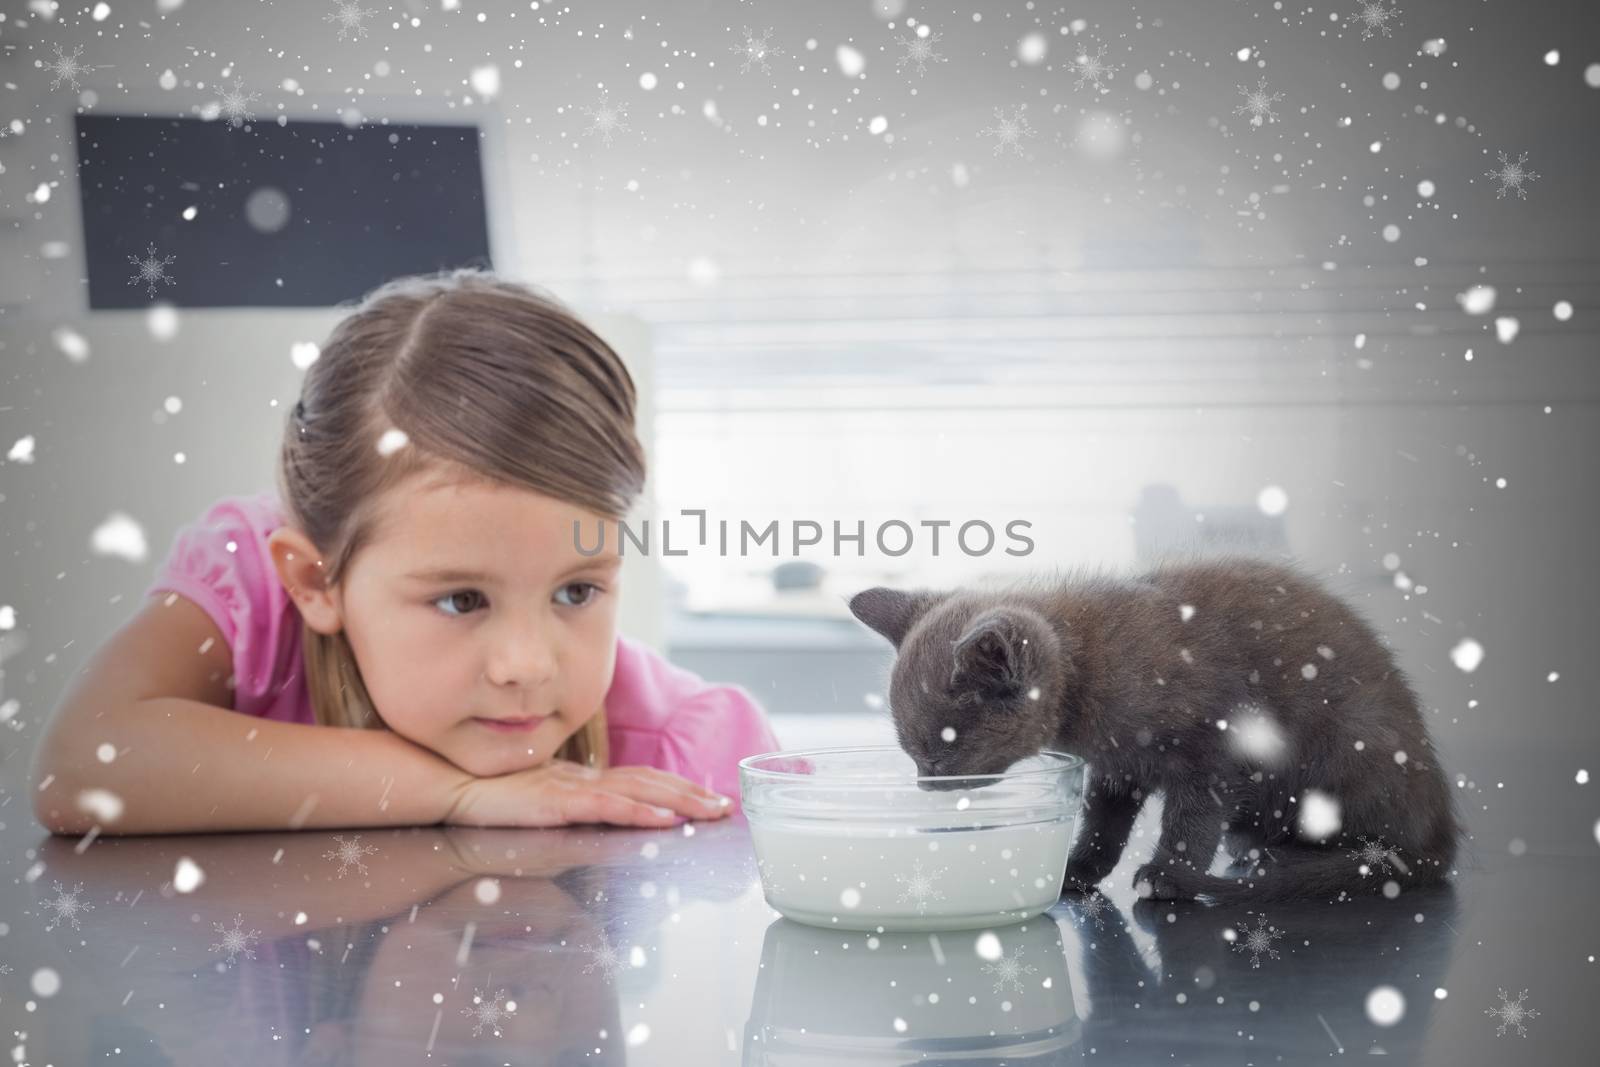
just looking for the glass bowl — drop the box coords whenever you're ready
[739,745,1085,932]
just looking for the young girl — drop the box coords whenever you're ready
[31,269,781,836]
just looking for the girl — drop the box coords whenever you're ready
[31,269,781,836]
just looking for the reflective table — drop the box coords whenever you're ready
[3,799,1593,1066]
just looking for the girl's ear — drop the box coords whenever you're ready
[847,587,947,648]
[266,526,344,635]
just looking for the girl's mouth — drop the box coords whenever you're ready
[472,716,549,733]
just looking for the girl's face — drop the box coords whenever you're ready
[294,473,624,778]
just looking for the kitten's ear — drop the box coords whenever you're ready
[848,587,946,647]
[950,611,1024,694]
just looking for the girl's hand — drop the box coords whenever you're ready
[443,758,734,829]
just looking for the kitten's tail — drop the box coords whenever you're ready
[1151,837,1458,905]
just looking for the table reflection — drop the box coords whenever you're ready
[26,823,746,1066]
[18,820,1461,1066]
[1054,886,1461,1063]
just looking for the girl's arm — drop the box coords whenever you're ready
[30,594,471,836]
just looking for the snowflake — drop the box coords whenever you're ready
[1484,987,1540,1037]
[42,881,93,932]
[755,855,787,896]
[733,27,783,75]
[896,31,946,76]
[579,935,628,984]
[1229,913,1284,968]
[581,92,629,144]
[982,104,1036,157]
[324,0,377,41]
[460,986,514,1037]
[1346,835,1402,876]
[1485,151,1540,200]
[322,833,378,878]
[1351,1,1401,40]
[980,944,1038,994]
[1233,77,1285,127]
[1072,42,1117,92]
[1067,888,1113,931]
[209,914,261,967]
[127,244,177,298]
[893,857,949,915]
[45,43,96,92]
[213,77,261,127]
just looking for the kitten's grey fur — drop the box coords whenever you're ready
[847,554,1464,904]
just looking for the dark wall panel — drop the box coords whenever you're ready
[76,114,492,309]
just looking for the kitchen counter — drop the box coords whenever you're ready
[4,796,1592,1065]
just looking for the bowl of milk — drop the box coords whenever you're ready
[739,746,1085,932]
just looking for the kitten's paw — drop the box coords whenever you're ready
[1132,861,1187,900]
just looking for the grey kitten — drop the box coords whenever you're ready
[847,554,1464,904]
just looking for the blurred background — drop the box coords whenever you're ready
[0,0,1597,858]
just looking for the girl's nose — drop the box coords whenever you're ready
[483,647,557,689]
[482,620,558,689]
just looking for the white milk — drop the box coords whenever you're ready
[749,814,1075,932]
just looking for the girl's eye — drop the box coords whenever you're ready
[432,584,602,616]
[432,590,486,617]
[556,582,601,608]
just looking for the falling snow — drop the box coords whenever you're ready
[580,935,628,984]
[1229,913,1284,968]
[1072,43,1117,92]
[982,104,1035,156]
[1485,151,1540,200]
[209,914,261,967]
[45,43,91,91]
[322,833,379,878]
[127,244,177,298]
[896,31,946,76]
[460,987,515,1037]
[1351,1,1402,40]
[980,944,1038,994]
[733,27,782,75]
[5,13,1585,1056]
[1068,888,1113,931]
[1451,637,1485,672]
[755,855,787,896]
[213,78,261,127]
[1347,835,1404,876]
[1233,77,1285,126]
[581,92,630,144]
[1484,988,1540,1036]
[892,857,949,915]
[324,0,378,41]
[42,881,93,932]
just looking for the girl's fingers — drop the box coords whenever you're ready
[546,780,680,827]
[552,760,707,797]
[632,778,732,818]
[537,762,731,824]
[610,765,729,805]
[548,759,601,779]
[576,780,728,822]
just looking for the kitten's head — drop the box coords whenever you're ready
[848,587,1069,792]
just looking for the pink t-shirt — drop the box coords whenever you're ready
[141,490,781,806]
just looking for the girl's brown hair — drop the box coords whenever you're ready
[276,268,647,770]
